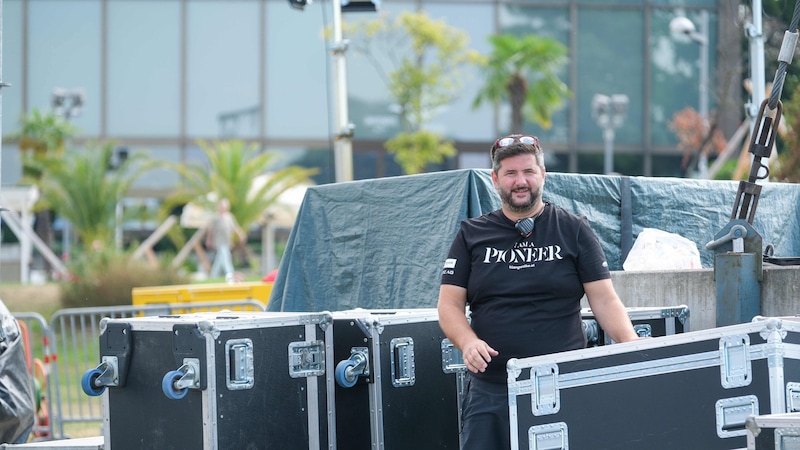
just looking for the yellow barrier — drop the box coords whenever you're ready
[132,281,272,313]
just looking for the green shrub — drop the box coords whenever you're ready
[60,249,190,308]
[712,158,740,181]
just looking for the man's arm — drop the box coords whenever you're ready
[583,278,640,343]
[226,214,247,242]
[437,284,498,373]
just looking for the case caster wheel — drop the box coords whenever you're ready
[335,359,358,388]
[336,349,368,388]
[81,368,106,396]
[162,370,188,400]
[81,358,121,395]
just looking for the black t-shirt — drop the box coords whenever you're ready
[440,203,611,383]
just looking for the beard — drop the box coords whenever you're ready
[499,185,540,214]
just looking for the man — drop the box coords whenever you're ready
[437,134,640,450]
[205,198,247,281]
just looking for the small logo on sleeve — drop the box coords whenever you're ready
[442,258,457,275]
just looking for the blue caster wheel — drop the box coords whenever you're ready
[335,359,358,388]
[81,368,106,396]
[162,370,188,400]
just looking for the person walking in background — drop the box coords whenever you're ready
[437,134,640,450]
[205,198,247,281]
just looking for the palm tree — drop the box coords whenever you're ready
[160,139,318,242]
[11,109,79,267]
[473,34,571,134]
[24,143,149,247]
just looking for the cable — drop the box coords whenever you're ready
[767,0,800,109]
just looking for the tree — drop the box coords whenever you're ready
[668,107,727,178]
[343,11,483,174]
[23,143,149,247]
[160,140,318,244]
[473,34,571,134]
[384,130,457,175]
[10,109,79,267]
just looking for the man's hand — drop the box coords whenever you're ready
[461,338,499,374]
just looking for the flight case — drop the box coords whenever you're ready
[330,308,460,449]
[507,316,800,450]
[746,412,800,449]
[83,311,335,450]
[581,304,690,345]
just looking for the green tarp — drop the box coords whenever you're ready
[268,169,800,312]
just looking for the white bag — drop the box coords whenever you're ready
[622,228,702,271]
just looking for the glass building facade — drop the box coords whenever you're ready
[1,0,738,194]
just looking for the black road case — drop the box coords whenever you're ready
[83,311,335,450]
[581,304,690,345]
[330,309,460,449]
[507,316,800,450]
[746,412,800,449]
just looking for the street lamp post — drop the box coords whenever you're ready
[330,0,354,183]
[288,0,358,183]
[108,148,129,250]
[670,11,710,177]
[591,94,629,175]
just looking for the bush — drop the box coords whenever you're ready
[60,249,190,308]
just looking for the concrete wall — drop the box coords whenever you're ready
[602,266,800,331]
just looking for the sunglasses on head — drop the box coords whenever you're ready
[491,135,539,159]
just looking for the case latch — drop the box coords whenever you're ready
[787,382,800,412]
[528,422,568,449]
[720,334,752,388]
[441,338,465,374]
[226,338,254,390]
[716,395,758,438]
[775,427,800,449]
[532,363,559,416]
[288,340,325,378]
[634,323,652,338]
[390,337,415,387]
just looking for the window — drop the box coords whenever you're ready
[577,8,643,145]
[187,1,261,138]
[28,0,102,135]
[107,1,181,136]
[2,0,23,140]
[265,1,329,139]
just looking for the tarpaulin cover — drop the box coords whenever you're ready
[268,169,800,312]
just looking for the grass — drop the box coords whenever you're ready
[1,283,62,321]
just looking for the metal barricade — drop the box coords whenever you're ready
[13,312,54,441]
[45,299,267,439]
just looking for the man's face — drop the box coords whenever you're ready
[492,153,545,214]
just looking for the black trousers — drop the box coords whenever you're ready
[460,373,511,450]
